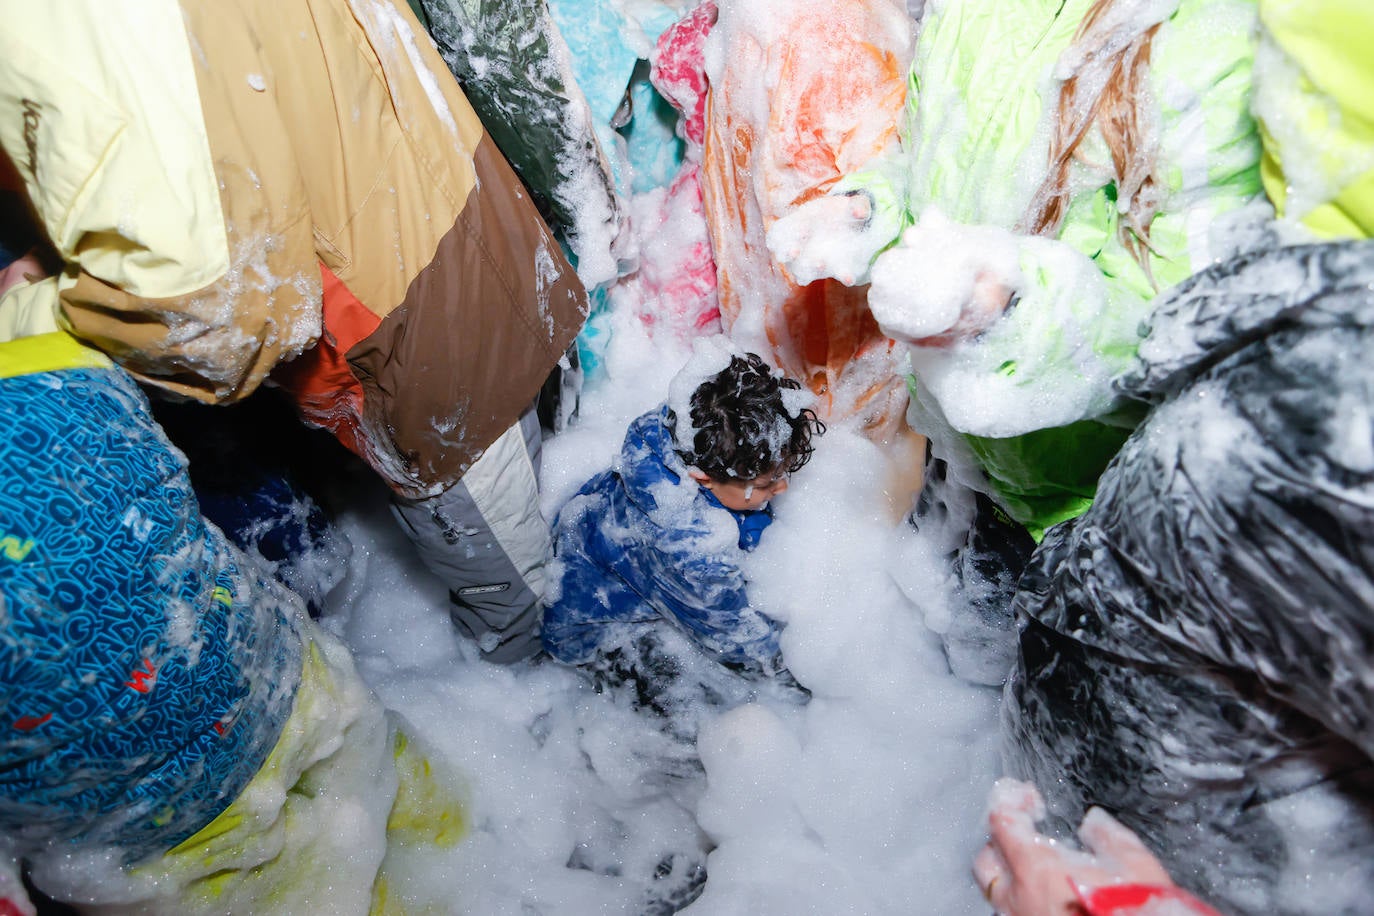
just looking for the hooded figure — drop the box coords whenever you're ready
[1004,241,1374,916]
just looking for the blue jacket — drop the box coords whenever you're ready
[543,407,784,670]
[0,360,301,865]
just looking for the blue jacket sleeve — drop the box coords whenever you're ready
[646,534,785,671]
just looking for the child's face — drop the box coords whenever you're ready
[691,466,790,512]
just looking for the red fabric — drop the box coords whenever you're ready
[630,162,722,336]
[1077,882,1226,916]
[651,1,717,146]
[635,1,723,342]
[0,900,27,916]
[270,263,380,460]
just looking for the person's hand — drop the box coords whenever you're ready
[767,191,886,286]
[881,425,928,523]
[972,779,1221,916]
[0,249,47,299]
[866,210,1020,349]
[896,270,1013,348]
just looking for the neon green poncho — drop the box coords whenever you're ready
[850,0,1264,536]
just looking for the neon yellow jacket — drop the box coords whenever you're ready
[849,0,1263,535]
[1253,0,1374,239]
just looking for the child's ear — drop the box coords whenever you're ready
[686,468,712,485]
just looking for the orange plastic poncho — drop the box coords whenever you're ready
[700,0,914,439]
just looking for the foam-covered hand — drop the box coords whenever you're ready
[867,209,1020,348]
[972,779,1222,916]
[767,191,888,287]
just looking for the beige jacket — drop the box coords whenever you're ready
[0,0,587,498]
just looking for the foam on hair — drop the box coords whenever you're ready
[669,351,824,481]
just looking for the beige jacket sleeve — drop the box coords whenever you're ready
[0,0,320,401]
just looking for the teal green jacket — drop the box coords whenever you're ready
[413,0,623,286]
[851,0,1263,536]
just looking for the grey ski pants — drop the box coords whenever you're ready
[390,407,549,663]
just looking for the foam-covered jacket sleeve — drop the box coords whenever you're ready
[0,2,320,403]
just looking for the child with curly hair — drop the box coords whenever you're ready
[542,345,823,713]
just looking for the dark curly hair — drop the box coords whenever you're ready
[670,353,825,482]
